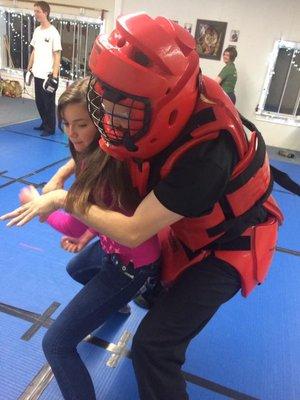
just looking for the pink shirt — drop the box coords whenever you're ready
[47,211,160,268]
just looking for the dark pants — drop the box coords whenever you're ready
[42,241,160,400]
[131,256,241,400]
[34,77,56,132]
[227,91,236,104]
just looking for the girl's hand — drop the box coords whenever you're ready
[60,236,87,253]
[0,189,67,227]
[19,185,40,204]
[60,228,95,253]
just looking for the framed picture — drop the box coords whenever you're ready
[230,29,240,42]
[195,19,227,60]
[184,23,192,34]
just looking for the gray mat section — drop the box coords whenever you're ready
[0,97,39,127]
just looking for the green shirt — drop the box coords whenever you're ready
[218,62,237,94]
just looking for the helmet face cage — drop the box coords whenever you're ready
[87,75,151,151]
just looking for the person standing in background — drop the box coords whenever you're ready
[27,1,62,136]
[215,46,238,104]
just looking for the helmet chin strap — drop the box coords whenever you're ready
[123,132,138,152]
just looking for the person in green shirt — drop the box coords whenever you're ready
[215,46,238,104]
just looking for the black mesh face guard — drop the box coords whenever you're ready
[87,75,151,151]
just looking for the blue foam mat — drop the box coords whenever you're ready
[0,313,48,400]
[0,118,67,142]
[0,120,68,148]
[0,131,70,178]
[270,158,300,194]
[1,186,299,400]
[184,251,300,400]
[0,182,79,310]
[273,190,300,251]
[19,160,74,187]
[0,122,299,399]
[271,158,300,182]
[0,177,10,185]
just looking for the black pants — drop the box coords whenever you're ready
[227,92,236,105]
[34,77,56,131]
[131,256,241,400]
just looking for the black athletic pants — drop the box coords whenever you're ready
[227,92,236,104]
[34,77,56,132]
[131,256,241,400]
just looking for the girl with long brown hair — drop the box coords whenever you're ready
[17,77,161,400]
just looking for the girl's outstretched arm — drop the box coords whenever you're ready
[1,189,182,248]
[0,189,67,227]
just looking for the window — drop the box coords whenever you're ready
[0,7,103,80]
[256,40,300,126]
[2,11,34,70]
[51,17,103,79]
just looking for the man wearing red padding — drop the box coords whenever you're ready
[2,12,283,400]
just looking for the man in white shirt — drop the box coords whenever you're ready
[27,1,62,136]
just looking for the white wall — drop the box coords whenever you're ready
[119,0,300,151]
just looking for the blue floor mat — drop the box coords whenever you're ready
[270,158,300,194]
[1,236,298,399]
[1,179,299,400]
[0,118,68,142]
[0,177,11,185]
[0,119,68,148]
[184,251,300,400]
[0,313,48,400]
[0,121,299,400]
[0,131,70,178]
[273,190,300,251]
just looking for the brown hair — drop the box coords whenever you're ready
[57,78,140,215]
[223,46,238,62]
[34,1,51,21]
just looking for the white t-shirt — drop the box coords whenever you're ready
[30,25,62,79]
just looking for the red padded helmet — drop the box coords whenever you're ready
[88,12,200,160]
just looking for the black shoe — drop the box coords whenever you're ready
[40,130,55,137]
[134,283,166,310]
[34,124,44,131]
[133,294,153,310]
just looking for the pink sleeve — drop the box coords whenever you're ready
[46,211,89,238]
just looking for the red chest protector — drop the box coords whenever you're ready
[128,77,284,296]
